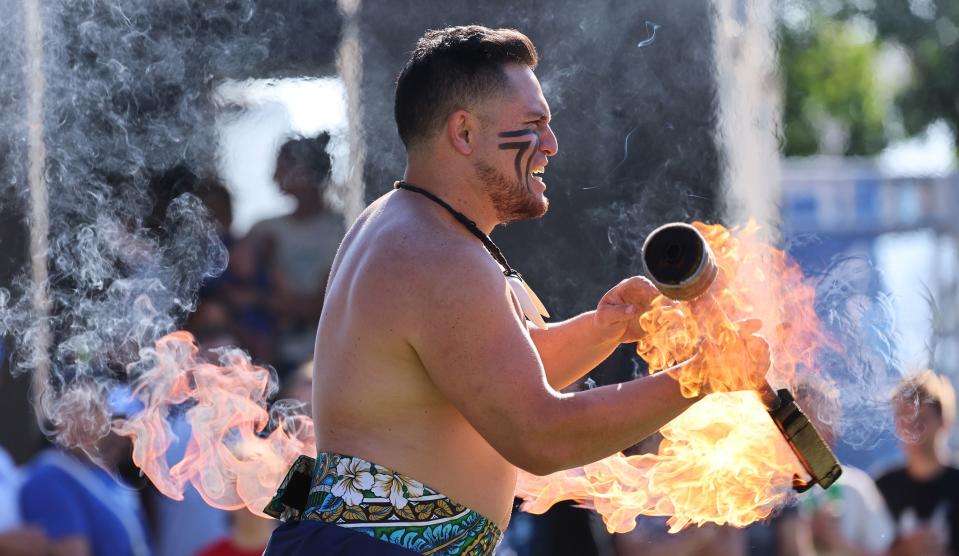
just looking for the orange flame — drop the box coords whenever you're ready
[115,221,834,531]
[114,331,314,516]
[517,221,835,532]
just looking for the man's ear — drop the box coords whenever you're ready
[447,109,476,156]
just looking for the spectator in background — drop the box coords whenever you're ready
[246,133,346,374]
[793,377,894,556]
[0,445,48,556]
[280,360,314,412]
[195,509,274,556]
[148,407,230,556]
[877,370,959,556]
[192,177,276,365]
[196,176,234,240]
[148,325,244,556]
[194,350,282,556]
[19,432,152,556]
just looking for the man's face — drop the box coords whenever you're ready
[895,399,945,451]
[471,64,558,223]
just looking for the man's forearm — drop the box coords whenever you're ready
[529,310,621,389]
[518,369,699,475]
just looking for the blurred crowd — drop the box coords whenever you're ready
[1,133,958,555]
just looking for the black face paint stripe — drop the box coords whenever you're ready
[499,140,532,186]
[524,133,541,188]
[498,129,537,138]
[498,129,542,193]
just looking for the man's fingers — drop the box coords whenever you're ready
[606,276,659,308]
[620,276,657,296]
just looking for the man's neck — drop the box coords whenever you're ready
[403,162,499,235]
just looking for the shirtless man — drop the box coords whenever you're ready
[264,25,734,555]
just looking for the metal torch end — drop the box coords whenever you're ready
[641,223,718,301]
[763,387,842,493]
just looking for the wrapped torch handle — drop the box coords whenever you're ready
[762,387,843,492]
[758,382,782,411]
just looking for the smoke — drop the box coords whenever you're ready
[637,21,661,48]
[515,219,912,530]
[1,1,250,442]
[809,255,902,448]
[0,0,340,511]
[713,0,782,236]
[710,1,905,451]
[0,2,27,204]
[355,2,723,330]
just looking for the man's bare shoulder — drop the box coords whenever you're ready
[360,192,506,291]
[336,192,519,350]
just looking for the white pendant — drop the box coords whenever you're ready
[507,275,550,329]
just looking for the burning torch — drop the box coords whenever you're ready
[641,223,842,493]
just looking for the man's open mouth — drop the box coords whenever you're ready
[530,166,546,183]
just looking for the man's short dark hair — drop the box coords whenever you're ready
[394,25,538,149]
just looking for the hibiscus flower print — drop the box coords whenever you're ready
[331,458,374,506]
[372,470,425,509]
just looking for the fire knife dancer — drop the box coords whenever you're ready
[263,25,770,555]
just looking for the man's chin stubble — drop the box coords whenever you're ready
[501,193,548,223]
[475,162,548,223]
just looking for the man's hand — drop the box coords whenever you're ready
[594,276,660,344]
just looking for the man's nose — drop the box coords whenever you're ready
[540,124,558,157]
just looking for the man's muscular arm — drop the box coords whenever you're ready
[530,276,660,389]
[411,250,699,475]
[529,312,621,390]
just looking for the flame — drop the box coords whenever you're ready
[114,221,834,530]
[517,393,799,533]
[114,331,314,515]
[516,221,835,532]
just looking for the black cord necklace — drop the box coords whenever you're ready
[393,181,521,279]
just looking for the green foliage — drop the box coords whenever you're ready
[778,0,959,156]
[873,0,959,145]
[780,17,888,156]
